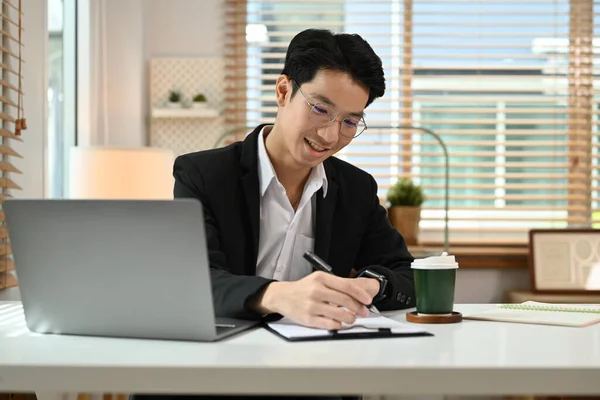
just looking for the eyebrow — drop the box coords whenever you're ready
[309,92,365,118]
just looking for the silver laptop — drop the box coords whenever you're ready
[3,198,259,341]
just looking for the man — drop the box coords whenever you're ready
[141,28,415,400]
[177,28,415,329]
[175,28,415,331]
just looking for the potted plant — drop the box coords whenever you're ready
[167,89,182,108]
[387,177,426,245]
[192,93,207,109]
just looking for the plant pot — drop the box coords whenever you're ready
[166,102,181,109]
[192,102,208,109]
[387,206,421,245]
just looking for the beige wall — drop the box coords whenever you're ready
[144,0,223,59]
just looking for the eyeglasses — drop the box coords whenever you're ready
[291,80,367,139]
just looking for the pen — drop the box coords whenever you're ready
[303,250,333,274]
[303,251,379,315]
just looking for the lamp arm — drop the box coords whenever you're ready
[373,125,450,253]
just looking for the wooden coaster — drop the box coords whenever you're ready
[406,311,463,324]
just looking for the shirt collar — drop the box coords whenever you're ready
[257,125,328,198]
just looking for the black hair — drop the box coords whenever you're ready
[281,29,385,108]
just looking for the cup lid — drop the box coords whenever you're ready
[411,252,459,270]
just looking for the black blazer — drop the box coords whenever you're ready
[173,124,416,320]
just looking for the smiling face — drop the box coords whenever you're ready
[270,69,370,170]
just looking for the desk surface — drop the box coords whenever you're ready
[1,302,599,396]
[0,287,20,301]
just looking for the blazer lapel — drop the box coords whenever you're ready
[315,161,338,263]
[239,124,269,269]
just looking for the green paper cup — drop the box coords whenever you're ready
[411,252,459,315]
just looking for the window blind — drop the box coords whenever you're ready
[0,0,24,291]
[225,0,599,245]
[591,1,600,228]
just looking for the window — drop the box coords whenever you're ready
[225,0,599,245]
[0,0,25,289]
[48,0,76,198]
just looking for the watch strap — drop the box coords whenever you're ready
[356,268,388,302]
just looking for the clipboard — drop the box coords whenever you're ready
[264,315,433,342]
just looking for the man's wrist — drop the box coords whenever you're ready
[356,269,388,302]
[248,281,284,315]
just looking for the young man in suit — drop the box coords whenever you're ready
[174,28,415,331]
[176,28,415,331]
[136,28,415,400]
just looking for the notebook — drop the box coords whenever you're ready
[463,301,600,327]
[265,312,432,341]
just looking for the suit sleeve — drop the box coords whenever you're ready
[173,155,275,320]
[354,175,416,311]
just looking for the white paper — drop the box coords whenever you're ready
[267,313,429,339]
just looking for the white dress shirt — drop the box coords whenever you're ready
[255,126,328,281]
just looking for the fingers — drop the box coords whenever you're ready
[303,303,358,330]
[286,272,378,330]
[305,315,343,331]
[310,302,357,325]
[312,286,369,317]
[313,272,373,306]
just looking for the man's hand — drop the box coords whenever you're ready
[250,272,380,330]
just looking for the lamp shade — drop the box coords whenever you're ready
[68,147,175,199]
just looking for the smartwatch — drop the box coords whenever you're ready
[356,269,388,303]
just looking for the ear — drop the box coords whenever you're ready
[275,75,291,108]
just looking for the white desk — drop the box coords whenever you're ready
[1,301,599,397]
[0,287,20,301]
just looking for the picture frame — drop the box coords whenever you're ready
[529,229,600,294]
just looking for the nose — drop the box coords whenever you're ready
[317,119,341,145]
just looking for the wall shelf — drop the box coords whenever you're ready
[149,57,225,154]
[151,107,219,119]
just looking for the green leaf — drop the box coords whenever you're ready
[386,178,426,207]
